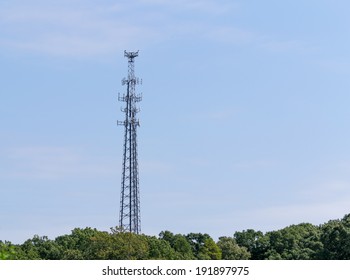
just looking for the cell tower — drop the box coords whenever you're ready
[117,50,142,234]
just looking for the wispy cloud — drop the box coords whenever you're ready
[232,159,278,170]
[299,180,350,201]
[0,0,244,57]
[0,0,313,57]
[1,146,117,180]
[0,1,156,56]
[138,0,238,15]
[204,26,256,45]
[260,39,315,53]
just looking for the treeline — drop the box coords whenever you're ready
[1,213,350,260]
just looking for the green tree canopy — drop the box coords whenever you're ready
[159,230,195,259]
[265,223,323,260]
[234,229,268,259]
[2,213,350,260]
[186,233,221,260]
[320,214,350,259]
[217,236,250,260]
[0,241,17,260]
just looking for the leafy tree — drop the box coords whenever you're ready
[87,231,149,260]
[159,231,194,259]
[234,229,268,259]
[146,236,177,259]
[83,230,116,259]
[234,224,323,260]
[186,233,221,260]
[217,236,250,260]
[202,238,222,260]
[320,214,350,259]
[6,212,350,260]
[172,234,195,259]
[17,239,41,259]
[0,241,17,260]
[55,227,100,259]
[60,249,84,260]
[159,231,175,243]
[19,235,63,260]
[264,249,282,260]
[265,223,323,260]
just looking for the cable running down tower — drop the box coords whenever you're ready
[117,50,142,234]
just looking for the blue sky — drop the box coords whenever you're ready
[1,0,350,243]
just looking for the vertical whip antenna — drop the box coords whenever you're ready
[117,50,142,234]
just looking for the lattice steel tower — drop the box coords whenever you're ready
[117,50,142,234]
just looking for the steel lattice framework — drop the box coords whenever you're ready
[117,50,142,234]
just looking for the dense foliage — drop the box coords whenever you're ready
[2,213,350,260]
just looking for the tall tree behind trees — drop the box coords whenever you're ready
[234,229,268,259]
